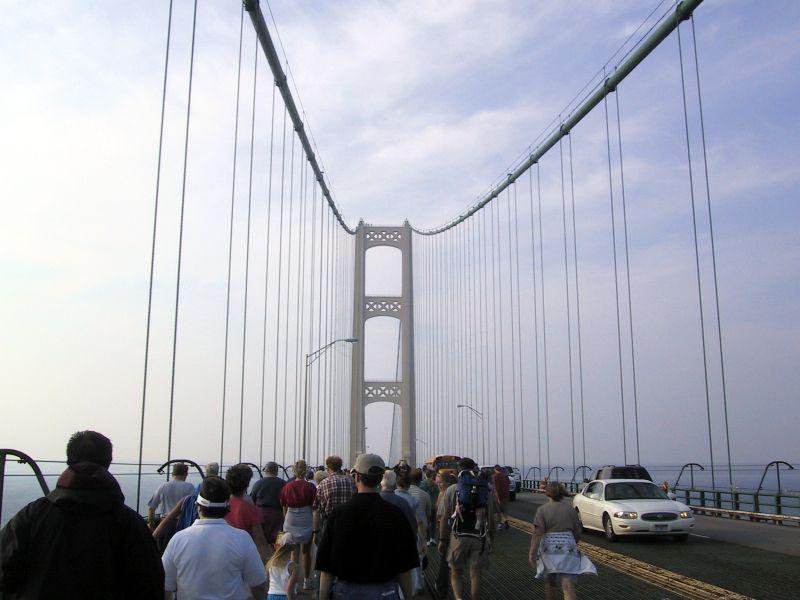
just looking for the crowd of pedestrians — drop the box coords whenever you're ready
[0,429,596,599]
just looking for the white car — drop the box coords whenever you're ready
[572,479,695,542]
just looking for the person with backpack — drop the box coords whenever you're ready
[437,457,494,600]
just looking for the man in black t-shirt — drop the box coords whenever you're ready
[316,453,419,599]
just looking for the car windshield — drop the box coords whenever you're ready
[604,482,668,501]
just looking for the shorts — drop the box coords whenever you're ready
[448,534,490,570]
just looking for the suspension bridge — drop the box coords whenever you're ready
[2,0,799,598]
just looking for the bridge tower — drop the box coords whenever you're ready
[350,221,416,467]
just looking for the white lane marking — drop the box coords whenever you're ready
[690,533,710,538]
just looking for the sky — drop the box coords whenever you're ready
[1,1,798,482]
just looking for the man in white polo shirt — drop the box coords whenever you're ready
[162,476,267,600]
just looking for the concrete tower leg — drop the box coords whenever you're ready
[350,221,416,467]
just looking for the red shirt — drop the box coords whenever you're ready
[225,495,263,532]
[280,479,317,508]
[493,471,511,501]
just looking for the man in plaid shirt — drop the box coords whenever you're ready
[312,455,357,544]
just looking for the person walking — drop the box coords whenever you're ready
[153,461,219,539]
[434,471,455,596]
[250,461,287,545]
[315,453,419,599]
[396,470,427,595]
[280,459,317,592]
[492,465,511,529]
[162,476,268,599]
[438,457,494,600]
[0,430,164,598]
[419,469,439,545]
[148,462,196,553]
[266,531,297,600]
[312,455,356,546]
[528,481,596,600]
[226,463,270,563]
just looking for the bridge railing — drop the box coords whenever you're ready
[674,486,800,522]
[520,479,800,525]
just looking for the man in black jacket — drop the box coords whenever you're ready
[0,430,164,599]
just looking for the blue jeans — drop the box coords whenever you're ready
[332,580,399,599]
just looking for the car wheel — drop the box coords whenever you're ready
[673,533,689,543]
[603,514,617,542]
[575,508,585,532]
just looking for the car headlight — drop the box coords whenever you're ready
[679,510,693,519]
[613,511,638,519]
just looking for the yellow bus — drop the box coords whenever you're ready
[424,454,461,475]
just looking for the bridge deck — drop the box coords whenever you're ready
[423,493,800,600]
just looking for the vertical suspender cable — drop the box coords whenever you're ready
[480,210,490,462]
[294,157,307,458]
[138,0,175,512]
[166,0,199,463]
[322,212,332,456]
[222,5,246,468]
[536,164,551,471]
[272,104,288,461]
[258,84,277,466]
[604,89,628,464]
[567,135,588,467]
[489,202,500,462]
[526,168,542,475]
[466,223,478,461]
[433,235,440,454]
[306,184,318,459]
[238,40,259,463]
[496,197,507,464]
[692,15,733,487]
[507,183,520,470]
[559,138,577,475]
[281,134,296,458]
[458,226,467,456]
[678,23,715,489]
[464,225,476,460]
[615,92,641,464]
[512,184,525,476]
[314,209,325,459]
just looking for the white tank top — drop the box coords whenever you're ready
[268,561,295,595]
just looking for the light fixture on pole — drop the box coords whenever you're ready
[456,404,483,419]
[302,337,358,460]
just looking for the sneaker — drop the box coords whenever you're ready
[303,577,314,590]
[496,524,503,530]
[427,538,435,546]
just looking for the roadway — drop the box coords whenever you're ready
[424,492,800,599]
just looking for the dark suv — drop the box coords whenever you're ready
[592,464,652,481]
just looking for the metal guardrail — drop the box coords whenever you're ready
[674,486,800,522]
[688,505,800,525]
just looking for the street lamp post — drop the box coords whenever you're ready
[456,404,483,418]
[302,338,358,461]
[456,404,485,464]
